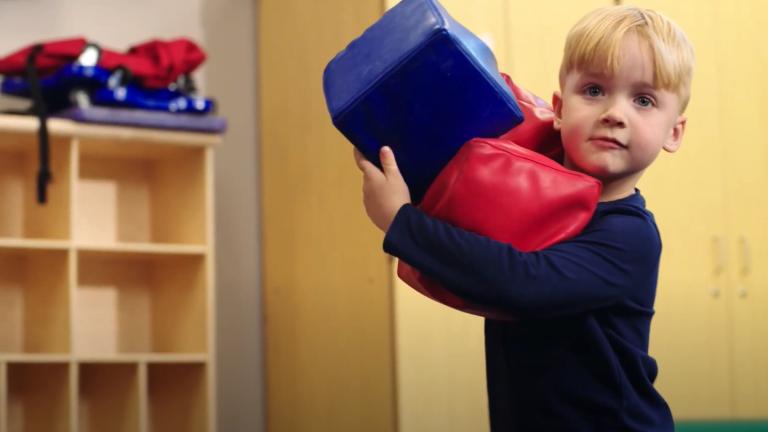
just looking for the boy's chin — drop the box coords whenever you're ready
[566,160,625,182]
[563,156,607,177]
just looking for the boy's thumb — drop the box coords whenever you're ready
[380,146,401,178]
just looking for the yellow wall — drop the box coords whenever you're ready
[636,0,768,420]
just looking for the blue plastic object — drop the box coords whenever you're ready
[1,63,109,111]
[2,63,213,114]
[323,0,524,202]
[92,86,214,114]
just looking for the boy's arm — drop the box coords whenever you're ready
[352,146,659,318]
[384,203,661,317]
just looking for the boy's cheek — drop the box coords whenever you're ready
[559,124,586,151]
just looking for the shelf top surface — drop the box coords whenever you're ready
[0,238,207,255]
[0,238,70,251]
[0,113,222,147]
[77,242,207,255]
[0,353,208,363]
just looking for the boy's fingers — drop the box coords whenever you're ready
[379,146,402,178]
[353,148,372,171]
[353,148,381,178]
[353,148,365,167]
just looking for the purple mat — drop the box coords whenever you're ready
[56,106,227,133]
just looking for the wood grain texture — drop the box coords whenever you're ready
[259,0,397,431]
[78,363,140,432]
[7,363,70,432]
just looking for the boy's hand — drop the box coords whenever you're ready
[353,146,411,232]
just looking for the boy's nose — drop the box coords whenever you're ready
[599,106,627,128]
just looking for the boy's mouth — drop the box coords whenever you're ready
[589,136,626,149]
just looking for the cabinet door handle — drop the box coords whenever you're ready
[712,235,727,275]
[739,236,751,276]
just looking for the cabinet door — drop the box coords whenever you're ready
[260,1,397,431]
[718,0,768,419]
[629,0,733,419]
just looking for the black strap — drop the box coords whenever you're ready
[25,44,51,204]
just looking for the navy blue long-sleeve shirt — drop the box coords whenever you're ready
[383,191,673,431]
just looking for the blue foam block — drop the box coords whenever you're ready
[323,0,523,202]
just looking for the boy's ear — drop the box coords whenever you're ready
[552,91,563,131]
[552,90,563,131]
[663,114,687,153]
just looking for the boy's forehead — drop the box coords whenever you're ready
[577,70,656,89]
[574,38,658,88]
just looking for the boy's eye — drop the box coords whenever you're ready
[583,85,603,97]
[635,95,655,107]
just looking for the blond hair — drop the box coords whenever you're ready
[559,5,695,112]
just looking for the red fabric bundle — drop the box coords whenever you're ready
[0,37,206,89]
[396,79,601,320]
[0,38,85,76]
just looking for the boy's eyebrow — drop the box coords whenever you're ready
[632,82,659,93]
[579,71,658,92]
[580,71,610,81]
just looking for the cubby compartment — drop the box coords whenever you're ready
[0,248,70,354]
[75,140,206,246]
[0,132,71,240]
[74,251,207,356]
[7,362,70,432]
[78,363,139,432]
[148,363,208,432]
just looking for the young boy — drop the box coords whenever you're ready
[354,5,693,431]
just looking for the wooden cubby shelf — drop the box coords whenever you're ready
[0,113,218,431]
[0,131,71,241]
[148,363,208,432]
[0,248,70,354]
[6,362,71,432]
[78,363,140,432]
[75,251,207,356]
[74,354,208,364]
[76,242,207,256]
[76,139,206,246]
[0,238,69,251]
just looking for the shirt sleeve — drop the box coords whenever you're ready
[383,203,661,318]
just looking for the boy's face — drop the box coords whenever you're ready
[552,33,687,189]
